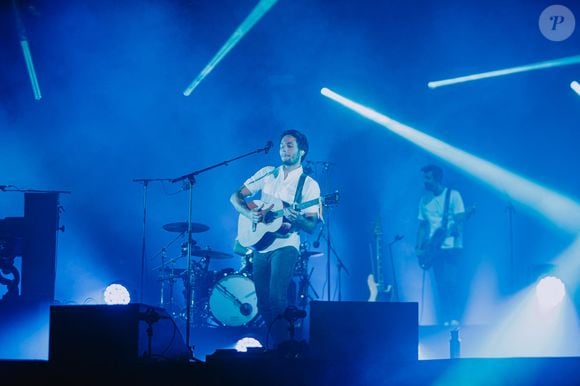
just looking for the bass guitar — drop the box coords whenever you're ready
[417,205,475,270]
[237,191,339,251]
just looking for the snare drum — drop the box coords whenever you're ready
[209,273,258,326]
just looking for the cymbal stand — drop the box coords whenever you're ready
[183,175,196,357]
[297,265,319,309]
[170,142,272,357]
[159,248,167,306]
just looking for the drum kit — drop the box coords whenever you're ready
[154,221,321,328]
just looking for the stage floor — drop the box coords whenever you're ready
[1,356,580,386]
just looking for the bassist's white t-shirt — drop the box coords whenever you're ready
[418,188,465,249]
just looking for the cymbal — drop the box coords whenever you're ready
[162,222,209,233]
[190,247,233,259]
[301,250,324,258]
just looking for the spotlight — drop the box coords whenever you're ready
[234,337,263,352]
[535,275,566,310]
[103,283,131,305]
[571,81,580,96]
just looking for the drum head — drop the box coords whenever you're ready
[209,274,258,326]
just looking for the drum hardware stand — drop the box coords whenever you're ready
[150,232,188,311]
[169,140,272,355]
[190,256,214,327]
[295,259,319,309]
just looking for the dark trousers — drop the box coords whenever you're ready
[253,246,299,347]
[432,248,462,324]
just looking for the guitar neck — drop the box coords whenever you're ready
[295,197,321,211]
[266,197,320,220]
[375,232,384,287]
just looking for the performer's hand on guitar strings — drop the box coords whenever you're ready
[250,203,274,223]
[283,207,300,223]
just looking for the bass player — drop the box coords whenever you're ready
[415,164,465,327]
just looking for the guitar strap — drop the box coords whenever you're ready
[441,188,452,230]
[293,173,307,205]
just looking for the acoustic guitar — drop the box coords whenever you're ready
[237,192,339,251]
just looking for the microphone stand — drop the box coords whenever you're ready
[320,222,350,302]
[326,216,331,301]
[170,142,272,359]
[132,178,172,304]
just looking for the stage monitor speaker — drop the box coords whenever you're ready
[309,301,418,364]
[49,303,190,364]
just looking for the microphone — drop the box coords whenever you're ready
[139,308,169,323]
[264,141,273,153]
[312,225,324,248]
[240,302,253,316]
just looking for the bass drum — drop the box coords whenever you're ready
[209,273,258,326]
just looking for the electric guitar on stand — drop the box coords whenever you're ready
[367,217,391,302]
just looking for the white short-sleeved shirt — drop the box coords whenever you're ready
[418,187,465,249]
[244,165,321,253]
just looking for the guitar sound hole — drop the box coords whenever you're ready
[264,212,275,223]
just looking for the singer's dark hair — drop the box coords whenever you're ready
[421,164,443,182]
[281,129,309,162]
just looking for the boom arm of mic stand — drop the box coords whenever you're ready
[171,143,272,184]
[132,178,173,183]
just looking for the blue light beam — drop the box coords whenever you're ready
[320,87,580,234]
[427,55,580,89]
[20,40,42,100]
[12,0,42,100]
[183,0,278,96]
